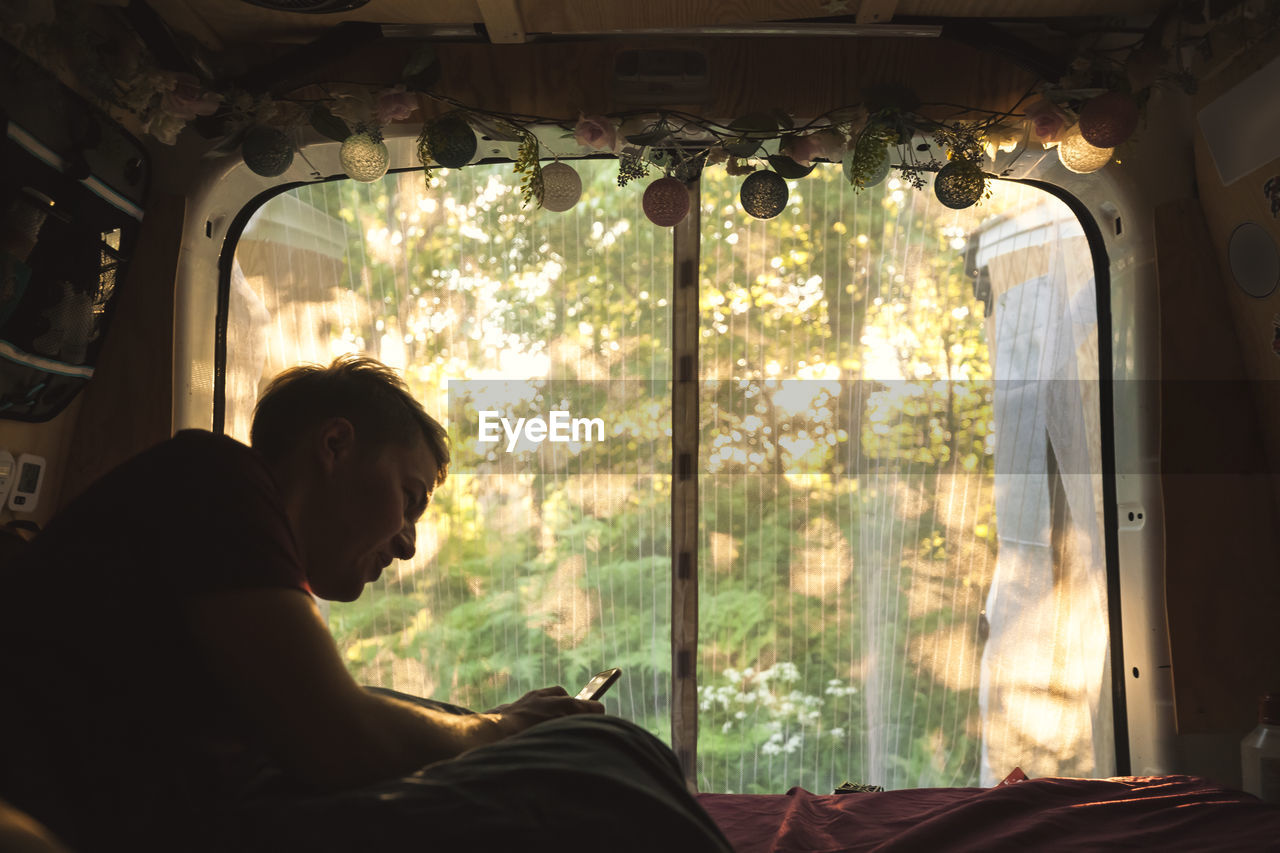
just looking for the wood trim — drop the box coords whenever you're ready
[1155,197,1280,733]
[670,179,701,786]
[477,0,528,44]
[59,192,183,505]
[856,0,899,24]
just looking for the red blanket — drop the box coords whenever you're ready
[697,775,1280,852]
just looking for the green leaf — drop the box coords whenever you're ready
[625,128,671,146]
[467,115,524,142]
[724,137,762,158]
[403,43,438,77]
[309,104,351,143]
[402,43,442,91]
[202,126,249,158]
[767,153,815,179]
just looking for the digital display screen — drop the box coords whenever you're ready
[18,461,40,491]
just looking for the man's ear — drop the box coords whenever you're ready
[315,417,357,473]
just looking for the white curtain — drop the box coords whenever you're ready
[978,213,1112,784]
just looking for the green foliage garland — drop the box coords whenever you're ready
[8,0,1280,207]
[513,128,544,207]
[414,123,436,189]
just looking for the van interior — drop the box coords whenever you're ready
[2,0,1280,848]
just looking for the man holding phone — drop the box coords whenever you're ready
[577,667,622,701]
[0,356,732,852]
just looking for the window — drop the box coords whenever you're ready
[226,156,1112,793]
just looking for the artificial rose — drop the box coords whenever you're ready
[376,86,419,124]
[118,68,172,114]
[981,122,1024,160]
[329,87,375,126]
[574,114,618,152]
[161,73,221,121]
[143,111,187,146]
[781,130,845,167]
[1025,98,1070,145]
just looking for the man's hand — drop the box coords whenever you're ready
[481,686,603,739]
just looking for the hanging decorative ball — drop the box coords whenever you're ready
[540,161,583,212]
[863,148,893,189]
[933,160,986,209]
[739,170,789,220]
[1057,125,1113,174]
[241,126,293,177]
[340,130,390,182]
[1078,92,1139,149]
[643,176,690,227]
[428,114,477,168]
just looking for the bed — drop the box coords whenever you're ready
[696,773,1280,851]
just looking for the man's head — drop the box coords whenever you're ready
[252,355,449,481]
[251,355,450,601]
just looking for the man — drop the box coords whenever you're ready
[0,355,730,852]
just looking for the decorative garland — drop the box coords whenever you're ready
[5,0,1279,224]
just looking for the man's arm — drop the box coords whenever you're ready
[186,588,600,790]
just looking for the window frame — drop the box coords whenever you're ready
[194,147,1140,786]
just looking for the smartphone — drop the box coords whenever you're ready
[575,667,621,701]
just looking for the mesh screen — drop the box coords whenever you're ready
[225,159,1112,793]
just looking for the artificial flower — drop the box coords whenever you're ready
[1024,98,1071,146]
[117,68,172,114]
[328,85,375,127]
[574,114,618,152]
[781,130,846,167]
[981,122,1024,160]
[704,146,730,166]
[376,86,419,124]
[160,73,221,121]
[143,110,187,146]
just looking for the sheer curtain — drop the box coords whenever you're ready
[227,162,673,732]
[224,159,1112,795]
[976,207,1112,784]
[694,170,1111,792]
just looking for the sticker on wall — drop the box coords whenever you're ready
[1266,176,1280,218]
[1228,221,1280,298]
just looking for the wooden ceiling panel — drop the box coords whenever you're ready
[147,0,1170,48]
[308,35,1039,122]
